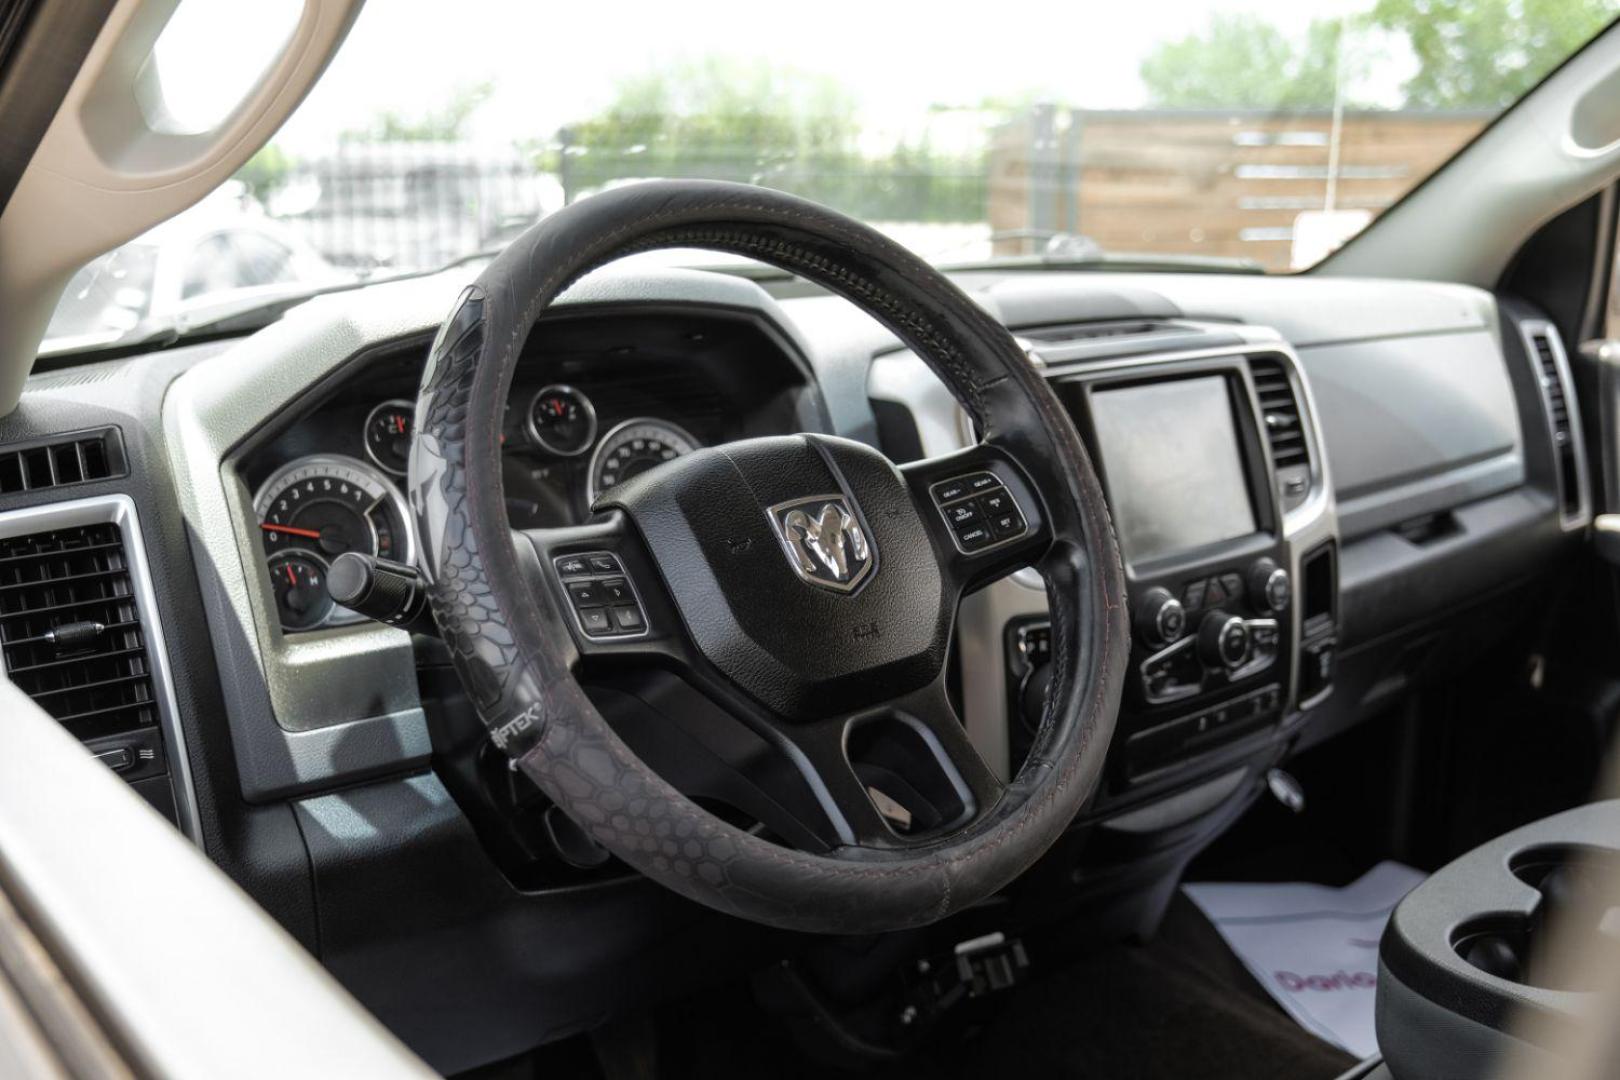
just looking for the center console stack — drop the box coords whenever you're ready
[1004,331,1339,800]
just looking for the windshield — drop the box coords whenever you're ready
[39,0,1618,355]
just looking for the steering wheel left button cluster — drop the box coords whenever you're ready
[555,552,647,638]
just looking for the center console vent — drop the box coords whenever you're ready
[1248,356,1311,509]
[0,521,156,741]
[1520,321,1589,528]
[0,428,125,495]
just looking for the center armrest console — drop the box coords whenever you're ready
[1377,800,1620,1079]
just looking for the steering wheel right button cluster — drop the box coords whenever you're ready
[554,551,647,638]
[930,471,1028,553]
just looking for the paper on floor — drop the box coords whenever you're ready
[1182,861,1426,1059]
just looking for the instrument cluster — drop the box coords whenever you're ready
[253,384,705,632]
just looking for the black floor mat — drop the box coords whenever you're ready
[952,896,1356,1080]
[467,895,1356,1080]
[649,896,1354,1080]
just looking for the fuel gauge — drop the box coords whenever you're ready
[268,550,334,631]
[364,399,414,476]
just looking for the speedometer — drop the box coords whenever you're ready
[253,454,416,630]
[586,418,701,504]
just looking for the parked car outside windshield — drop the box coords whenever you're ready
[37,0,1619,356]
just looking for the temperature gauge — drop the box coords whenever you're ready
[364,399,413,476]
[268,551,334,631]
[526,385,597,457]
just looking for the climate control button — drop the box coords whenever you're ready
[1135,586,1187,647]
[1247,558,1292,614]
[1198,610,1250,668]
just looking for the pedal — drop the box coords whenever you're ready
[900,931,1029,1027]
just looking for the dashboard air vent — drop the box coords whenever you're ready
[0,428,124,495]
[1249,356,1312,509]
[0,522,157,742]
[1521,321,1588,528]
[1250,357,1307,467]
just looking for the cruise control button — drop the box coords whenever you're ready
[556,556,590,577]
[612,605,646,632]
[989,510,1024,538]
[933,478,971,504]
[600,577,633,604]
[568,581,605,608]
[587,554,620,574]
[966,473,1000,494]
[955,523,994,551]
[944,501,981,527]
[579,608,614,635]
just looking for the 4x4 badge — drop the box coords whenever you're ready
[767,495,874,593]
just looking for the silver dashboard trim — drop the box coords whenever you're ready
[0,494,204,844]
[870,323,1339,780]
[162,264,818,802]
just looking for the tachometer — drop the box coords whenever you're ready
[526,384,597,457]
[254,454,416,629]
[586,418,701,504]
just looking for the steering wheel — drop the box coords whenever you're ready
[409,180,1127,934]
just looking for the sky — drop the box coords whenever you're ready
[153,0,1391,153]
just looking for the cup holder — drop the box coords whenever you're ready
[1451,844,1620,991]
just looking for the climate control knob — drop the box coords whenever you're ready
[1247,558,1291,615]
[1199,610,1250,668]
[1135,586,1187,647]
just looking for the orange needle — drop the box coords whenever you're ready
[262,523,322,540]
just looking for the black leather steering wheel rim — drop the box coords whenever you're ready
[409,179,1128,934]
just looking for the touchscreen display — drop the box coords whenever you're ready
[1089,376,1256,562]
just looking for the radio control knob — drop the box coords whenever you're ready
[1247,558,1291,614]
[1136,587,1186,647]
[1199,610,1250,668]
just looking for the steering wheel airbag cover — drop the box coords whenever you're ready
[410,180,1127,933]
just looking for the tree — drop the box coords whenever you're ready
[1142,2,1617,113]
[1370,0,1616,109]
[235,143,293,200]
[1141,14,1347,109]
